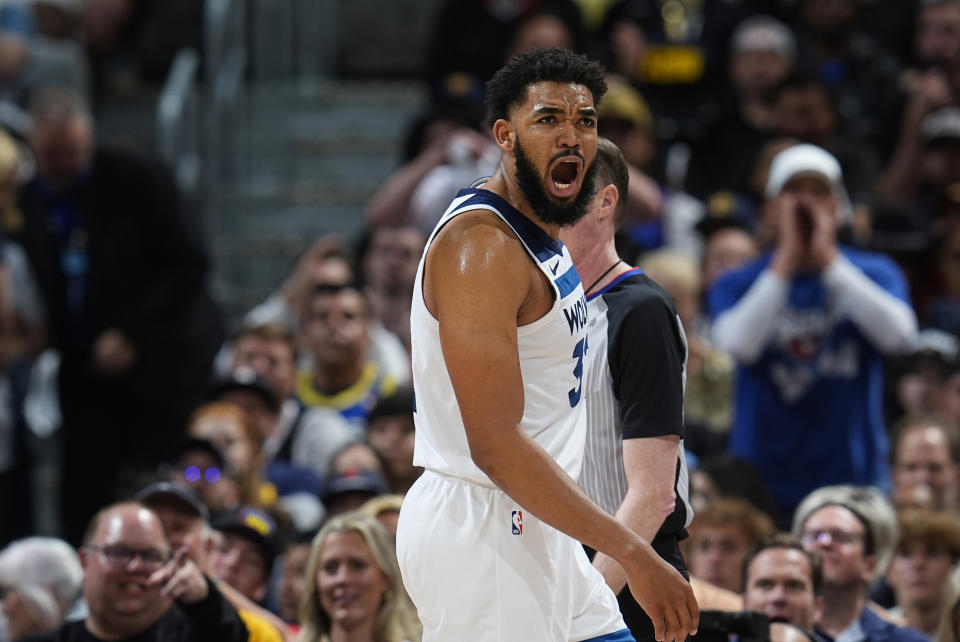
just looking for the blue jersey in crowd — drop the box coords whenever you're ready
[708,247,911,519]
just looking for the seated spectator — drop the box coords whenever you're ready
[243,236,410,389]
[297,512,420,642]
[210,506,279,606]
[685,497,777,594]
[935,566,960,642]
[886,508,960,636]
[709,143,918,521]
[697,197,761,290]
[767,72,879,225]
[276,534,313,628]
[792,485,926,642]
[742,533,823,636]
[187,402,274,509]
[359,495,404,539]
[210,367,327,534]
[688,454,781,525]
[890,414,960,511]
[889,330,958,421]
[327,442,385,480]
[296,283,397,431]
[134,482,289,642]
[365,388,420,495]
[358,225,426,353]
[211,366,283,449]
[27,502,247,642]
[229,324,357,482]
[685,14,797,200]
[321,469,388,521]
[0,537,82,640]
[161,436,241,515]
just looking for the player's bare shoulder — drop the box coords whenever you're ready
[423,209,533,316]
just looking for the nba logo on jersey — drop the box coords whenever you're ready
[511,510,523,535]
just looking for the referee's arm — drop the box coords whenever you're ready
[593,435,681,594]
[593,291,686,594]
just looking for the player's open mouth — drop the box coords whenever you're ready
[547,157,582,199]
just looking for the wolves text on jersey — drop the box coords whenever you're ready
[563,294,588,335]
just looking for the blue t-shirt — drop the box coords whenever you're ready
[708,248,910,519]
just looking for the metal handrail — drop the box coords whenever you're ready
[156,48,201,192]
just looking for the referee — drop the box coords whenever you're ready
[561,137,694,641]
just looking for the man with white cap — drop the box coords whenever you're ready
[708,143,918,523]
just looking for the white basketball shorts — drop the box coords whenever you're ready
[396,470,632,641]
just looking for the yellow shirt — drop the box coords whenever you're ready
[240,609,285,642]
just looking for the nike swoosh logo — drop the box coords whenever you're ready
[550,261,560,275]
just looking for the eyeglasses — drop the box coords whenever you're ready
[800,529,864,548]
[87,545,171,571]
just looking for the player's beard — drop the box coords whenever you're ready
[514,136,597,228]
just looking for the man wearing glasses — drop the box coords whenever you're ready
[25,502,248,642]
[791,486,927,642]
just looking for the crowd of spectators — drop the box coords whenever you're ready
[5,0,960,641]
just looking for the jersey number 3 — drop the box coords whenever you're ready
[569,336,588,407]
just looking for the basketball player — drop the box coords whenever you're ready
[395,48,699,642]
[560,139,693,641]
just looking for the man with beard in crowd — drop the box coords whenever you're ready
[395,47,698,642]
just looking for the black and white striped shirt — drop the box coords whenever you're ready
[578,267,693,538]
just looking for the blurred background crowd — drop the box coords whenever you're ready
[5,0,960,640]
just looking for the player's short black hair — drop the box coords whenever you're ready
[485,47,607,128]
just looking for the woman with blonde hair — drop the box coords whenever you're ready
[298,512,420,642]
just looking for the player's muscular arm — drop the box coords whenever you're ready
[425,214,699,642]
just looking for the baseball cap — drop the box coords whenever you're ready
[694,191,757,239]
[730,15,797,59]
[212,506,279,568]
[597,82,653,133]
[322,468,388,505]
[922,106,960,144]
[209,366,279,413]
[764,143,852,223]
[135,481,210,522]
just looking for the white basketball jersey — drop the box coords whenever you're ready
[409,187,590,486]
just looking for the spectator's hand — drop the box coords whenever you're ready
[625,165,663,220]
[92,328,137,373]
[281,233,344,315]
[911,69,952,113]
[625,544,699,642]
[770,194,804,278]
[610,20,647,80]
[444,129,494,166]
[148,547,210,604]
[808,199,838,270]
